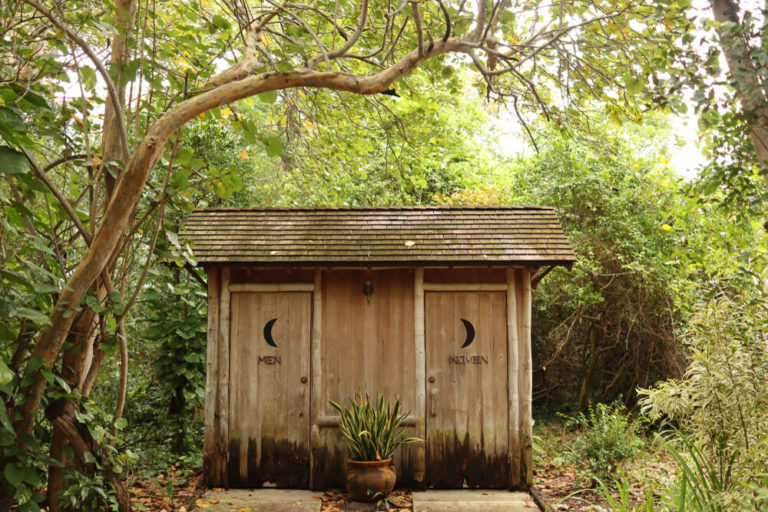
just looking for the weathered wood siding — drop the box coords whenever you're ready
[202,265,535,490]
[312,269,418,489]
[228,291,311,487]
[424,291,509,488]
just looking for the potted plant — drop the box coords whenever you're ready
[330,390,421,502]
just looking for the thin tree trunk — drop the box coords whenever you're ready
[710,0,768,186]
[578,323,598,411]
[45,400,131,512]
[47,308,99,512]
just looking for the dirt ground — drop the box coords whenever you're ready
[128,420,674,511]
[531,420,676,510]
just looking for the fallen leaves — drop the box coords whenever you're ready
[320,489,412,511]
[130,471,207,512]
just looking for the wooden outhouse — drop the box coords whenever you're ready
[183,207,575,490]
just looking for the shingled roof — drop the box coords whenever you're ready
[182,206,576,267]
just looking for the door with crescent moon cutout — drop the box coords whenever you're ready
[228,291,311,487]
[425,291,509,488]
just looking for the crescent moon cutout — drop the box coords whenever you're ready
[263,318,278,348]
[460,318,475,349]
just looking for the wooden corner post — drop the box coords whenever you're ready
[413,267,426,486]
[520,269,533,486]
[506,268,520,487]
[203,267,220,485]
[203,267,230,487]
[309,269,322,489]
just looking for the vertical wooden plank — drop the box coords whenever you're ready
[363,272,377,389]
[413,268,426,486]
[310,269,322,489]
[397,271,417,483]
[519,269,533,487]
[506,269,521,488]
[219,267,231,487]
[491,291,509,478]
[203,267,221,486]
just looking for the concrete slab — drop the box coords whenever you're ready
[199,489,322,512]
[411,490,538,512]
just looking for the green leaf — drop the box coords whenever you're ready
[80,67,97,91]
[212,180,227,198]
[123,59,141,84]
[0,146,28,174]
[0,428,14,447]
[212,14,231,30]
[258,90,278,104]
[16,308,51,326]
[260,134,283,157]
[0,360,13,387]
[175,148,193,165]
[0,107,25,133]
[624,75,644,94]
[17,89,49,110]
[19,500,40,512]
[4,463,29,487]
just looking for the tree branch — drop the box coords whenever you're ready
[411,1,424,57]
[20,0,130,161]
[308,0,368,68]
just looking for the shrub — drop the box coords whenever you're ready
[565,399,643,481]
[639,297,768,509]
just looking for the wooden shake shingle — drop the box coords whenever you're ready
[182,206,575,266]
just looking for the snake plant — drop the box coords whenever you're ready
[329,390,421,461]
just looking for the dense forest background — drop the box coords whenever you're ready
[1,0,767,510]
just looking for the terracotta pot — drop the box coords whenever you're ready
[345,457,396,502]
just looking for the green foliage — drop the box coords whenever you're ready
[589,431,768,511]
[441,115,687,405]
[265,72,501,206]
[136,266,207,453]
[563,400,643,482]
[639,296,768,508]
[329,390,420,461]
[577,472,656,512]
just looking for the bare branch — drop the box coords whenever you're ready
[265,0,331,70]
[388,0,409,18]
[471,0,488,42]
[436,0,451,42]
[412,1,424,57]
[308,0,368,68]
[41,154,89,174]
[22,149,92,245]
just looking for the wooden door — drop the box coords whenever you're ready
[425,291,509,488]
[228,291,311,487]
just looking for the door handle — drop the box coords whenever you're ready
[429,384,436,417]
[300,377,307,416]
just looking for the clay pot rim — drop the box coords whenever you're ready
[347,457,393,467]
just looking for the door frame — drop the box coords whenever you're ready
[414,269,530,488]
[224,277,320,487]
